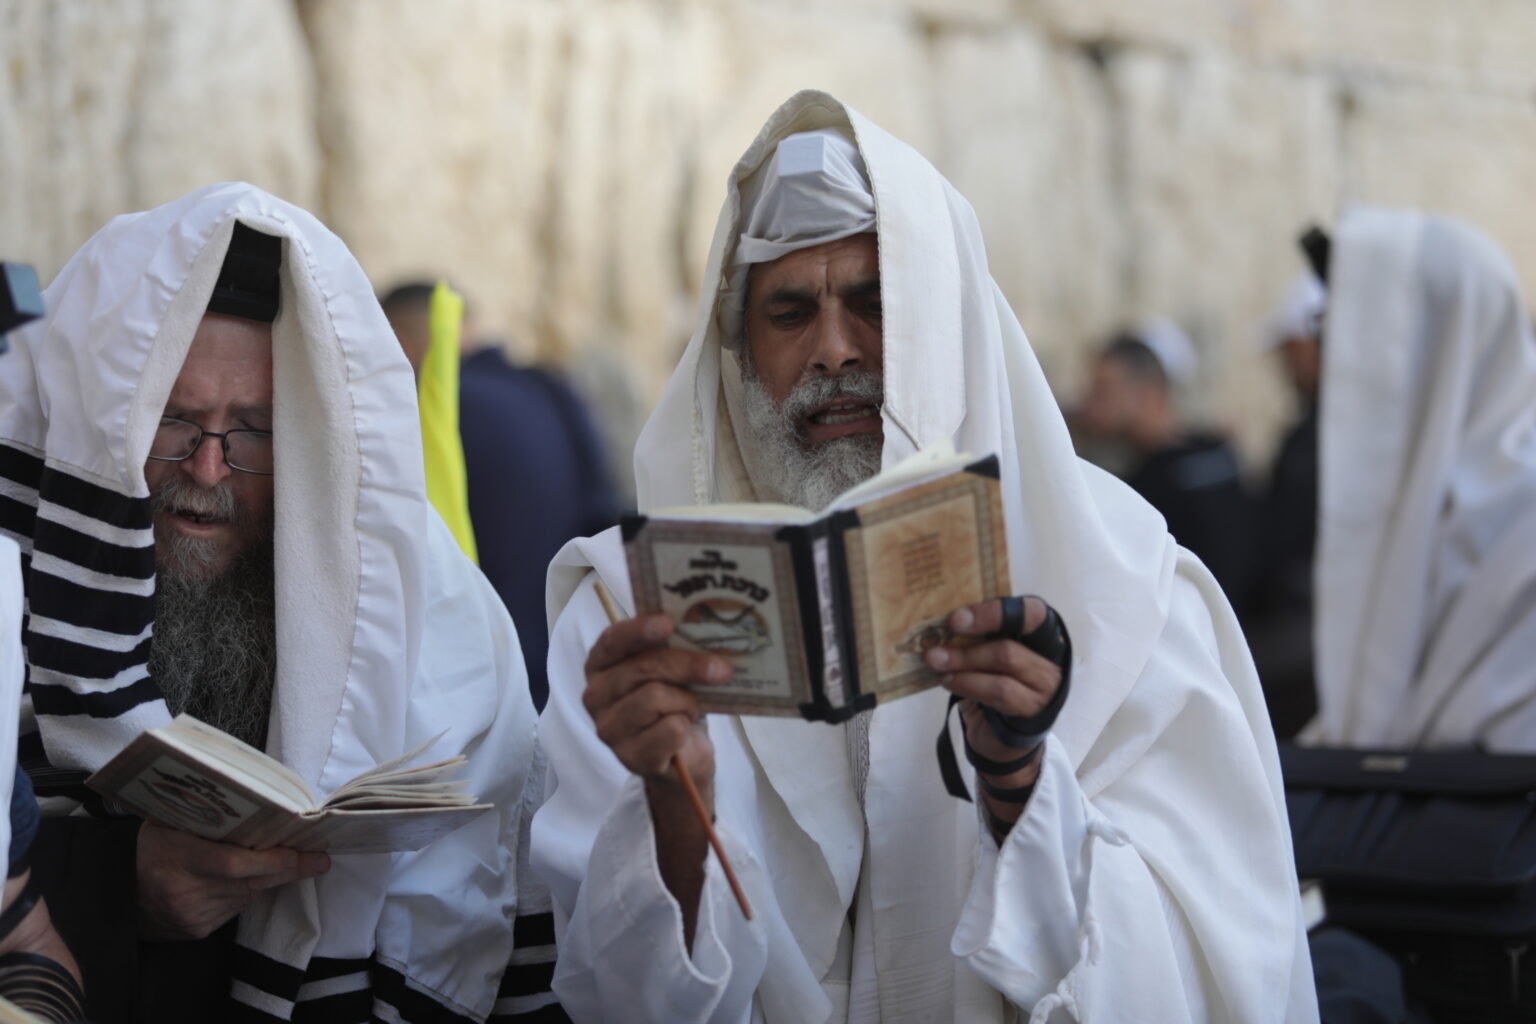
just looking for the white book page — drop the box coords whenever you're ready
[648,502,816,523]
[829,441,974,511]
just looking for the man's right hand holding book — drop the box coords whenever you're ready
[582,611,737,951]
[136,821,330,941]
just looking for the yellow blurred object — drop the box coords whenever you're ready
[420,282,479,563]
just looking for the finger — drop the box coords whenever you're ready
[617,712,701,778]
[941,672,1053,718]
[584,648,732,719]
[585,614,674,673]
[925,640,1060,695]
[595,681,704,750]
[245,851,330,893]
[199,843,301,881]
[947,596,1048,637]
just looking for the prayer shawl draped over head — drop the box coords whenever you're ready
[1307,206,1536,749]
[0,183,542,1022]
[534,91,1315,1022]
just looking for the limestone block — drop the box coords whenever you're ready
[0,0,318,283]
[1109,51,1342,460]
[301,0,567,362]
[1026,0,1536,97]
[1340,82,1536,306]
[925,28,1121,388]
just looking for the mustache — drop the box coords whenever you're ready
[780,371,884,427]
[150,476,243,523]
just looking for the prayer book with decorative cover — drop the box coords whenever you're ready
[87,715,491,854]
[622,445,1009,722]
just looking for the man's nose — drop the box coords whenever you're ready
[808,311,865,375]
[182,435,232,489]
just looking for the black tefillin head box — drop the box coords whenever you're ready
[0,262,45,351]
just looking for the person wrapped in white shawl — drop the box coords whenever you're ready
[0,183,557,1022]
[532,90,1316,1023]
[1305,207,1536,750]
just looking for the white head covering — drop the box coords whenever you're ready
[1134,316,1198,386]
[1258,274,1327,351]
[1306,206,1536,750]
[0,183,537,1019]
[718,127,877,349]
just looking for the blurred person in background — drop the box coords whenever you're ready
[1244,274,1325,739]
[382,283,618,710]
[1302,208,1536,750]
[1076,319,1252,604]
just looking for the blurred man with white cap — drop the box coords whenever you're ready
[1244,273,1327,739]
[533,91,1315,1023]
[1076,319,1252,603]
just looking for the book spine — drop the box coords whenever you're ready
[826,509,874,718]
[776,521,836,722]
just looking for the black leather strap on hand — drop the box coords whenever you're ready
[936,597,1073,803]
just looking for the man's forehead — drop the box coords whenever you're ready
[749,234,880,296]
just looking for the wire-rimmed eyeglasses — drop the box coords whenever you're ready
[147,416,274,475]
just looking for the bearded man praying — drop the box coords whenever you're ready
[0,184,556,1023]
[532,92,1318,1023]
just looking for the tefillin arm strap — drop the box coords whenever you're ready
[0,858,86,1022]
[936,596,1073,805]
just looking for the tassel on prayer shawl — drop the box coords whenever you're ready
[420,282,479,562]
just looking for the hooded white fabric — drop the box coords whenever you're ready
[0,183,542,1022]
[1305,206,1536,749]
[533,91,1315,1023]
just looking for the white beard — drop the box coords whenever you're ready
[739,363,884,511]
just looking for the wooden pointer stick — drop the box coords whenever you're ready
[593,581,753,920]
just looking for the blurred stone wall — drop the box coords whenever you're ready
[5,0,1536,465]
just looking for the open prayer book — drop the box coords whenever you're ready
[87,715,491,854]
[623,443,1010,722]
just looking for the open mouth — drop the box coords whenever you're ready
[806,398,879,426]
[170,507,229,526]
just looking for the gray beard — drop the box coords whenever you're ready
[149,543,277,751]
[739,360,884,511]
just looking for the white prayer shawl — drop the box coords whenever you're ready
[0,183,541,1022]
[532,91,1316,1023]
[1307,206,1536,750]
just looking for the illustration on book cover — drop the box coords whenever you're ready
[116,755,258,840]
[649,539,801,702]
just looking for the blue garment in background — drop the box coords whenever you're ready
[459,348,620,710]
[8,765,36,876]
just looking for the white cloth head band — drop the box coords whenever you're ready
[720,128,877,347]
[1136,316,1198,386]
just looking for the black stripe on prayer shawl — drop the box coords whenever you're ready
[0,446,44,490]
[35,467,153,531]
[28,675,159,718]
[31,519,154,579]
[26,633,153,684]
[496,959,556,1001]
[28,570,154,636]
[371,961,477,1024]
[0,495,36,544]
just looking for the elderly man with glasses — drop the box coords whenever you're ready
[2,191,553,1021]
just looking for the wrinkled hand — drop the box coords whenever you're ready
[924,596,1061,762]
[583,614,731,796]
[137,820,330,941]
